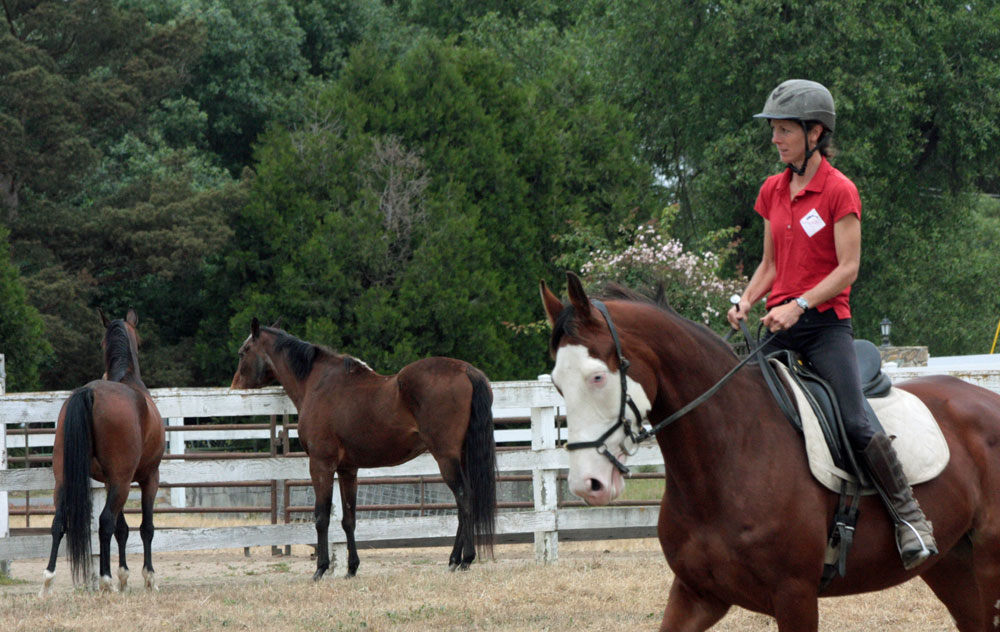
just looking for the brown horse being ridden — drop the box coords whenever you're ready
[541,273,1000,632]
[40,309,165,597]
[230,318,497,580]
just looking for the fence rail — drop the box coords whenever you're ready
[2,354,999,575]
[0,373,667,572]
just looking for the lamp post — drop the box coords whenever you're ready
[880,317,892,347]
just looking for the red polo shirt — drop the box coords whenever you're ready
[754,157,861,319]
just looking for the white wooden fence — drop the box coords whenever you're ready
[0,364,664,574]
[2,353,998,575]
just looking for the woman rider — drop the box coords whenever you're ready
[727,79,937,570]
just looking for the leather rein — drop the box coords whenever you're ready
[564,299,777,476]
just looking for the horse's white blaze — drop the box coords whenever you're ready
[552,345,651,506]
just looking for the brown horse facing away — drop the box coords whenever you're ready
[230,318,497,580]
[40,309,165,597]
[541,273,1000,632]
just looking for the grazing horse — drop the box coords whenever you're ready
[230,318,497,579]
[541,273,1000,631]
[40,309,165,596]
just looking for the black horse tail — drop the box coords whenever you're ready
[62,387,94,585]
[464,367,497,558]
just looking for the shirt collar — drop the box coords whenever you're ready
[781,156,832,194]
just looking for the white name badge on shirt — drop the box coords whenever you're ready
[800,208,826,237]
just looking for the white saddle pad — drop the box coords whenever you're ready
[772,362,950,494]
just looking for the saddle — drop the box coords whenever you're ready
[762,339,949,590]
[769,340,949,494]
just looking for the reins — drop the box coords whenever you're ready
[565,299,777,475]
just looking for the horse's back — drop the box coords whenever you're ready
[897,375,1000,430]
[397,357,479,402]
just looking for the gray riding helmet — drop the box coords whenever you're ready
[753,79,835,132]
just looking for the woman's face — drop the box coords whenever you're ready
[770,119,806,164]
[770,119,823,166]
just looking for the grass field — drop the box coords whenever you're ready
[1,533,957,631]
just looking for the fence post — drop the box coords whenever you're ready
[531,374,559,564]
[168,419,186,509]
[0,354,9,577]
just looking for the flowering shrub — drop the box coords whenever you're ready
[568,220,746,326]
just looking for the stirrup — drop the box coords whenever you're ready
[897,519,936,570]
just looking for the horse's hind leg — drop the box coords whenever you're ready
[437,456,474,570]
[114,513,129,591]
[919,536,984,631]
[39,495,66,597]
[139,473,159,590]
[309,456,336,581]
[98,484,129,592]
[337,468,361,577]
[971,528,1000,631]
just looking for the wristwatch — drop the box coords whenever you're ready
[794,297,810,312]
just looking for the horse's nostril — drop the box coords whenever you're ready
[589,479,603,492]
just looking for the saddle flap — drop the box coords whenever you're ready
[772,361,950,494]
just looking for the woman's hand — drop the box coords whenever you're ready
[727,297,752,329]
[761,302,803,332]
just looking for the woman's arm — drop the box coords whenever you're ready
[727,219,776,328]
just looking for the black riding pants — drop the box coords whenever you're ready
[761,308,877,452]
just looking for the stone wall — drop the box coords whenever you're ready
[878,345,928,367]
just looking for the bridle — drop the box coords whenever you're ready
[563,300,643,475]
[564,299,776,476]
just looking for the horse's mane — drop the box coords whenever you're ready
[104,320,135,382]
[550,282,737,359]
[265,327,371,379]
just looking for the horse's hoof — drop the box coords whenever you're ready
[118,567,129,592]
[448,563,458,572]
[458,562,472,571]
[142,568,158,591]
[39,570,56,598]
[99,575,115,593]
[312,568,327,582]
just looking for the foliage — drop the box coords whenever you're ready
[0,226,51,391]
[556,212,746,327]
[589,0,1000,352]
[2,0,999,392]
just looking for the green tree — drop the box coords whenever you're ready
[0,226,51,391]
[592,0,1000,352]
[225,35,661,379]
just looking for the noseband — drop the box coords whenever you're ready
[563,299,777,476]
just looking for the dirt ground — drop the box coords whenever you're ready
[0,539,958,631]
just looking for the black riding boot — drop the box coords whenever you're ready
[861,432,938,570]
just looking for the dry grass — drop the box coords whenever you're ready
[0,537,957,631]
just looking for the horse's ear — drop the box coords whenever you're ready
[126,308,138,327]
[250,317,261,340]
[566,272,595,323]
[539,280,564,327]
[99,308,110,328]
[270,317,283,329]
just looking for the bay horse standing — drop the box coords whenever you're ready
[541,273,1000,631]
[40,309,165,596]
[230,318,497,579]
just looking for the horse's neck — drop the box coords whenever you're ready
[646,320,787,488]
[266,349,310,408]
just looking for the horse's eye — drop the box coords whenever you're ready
[588,372,607,387]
